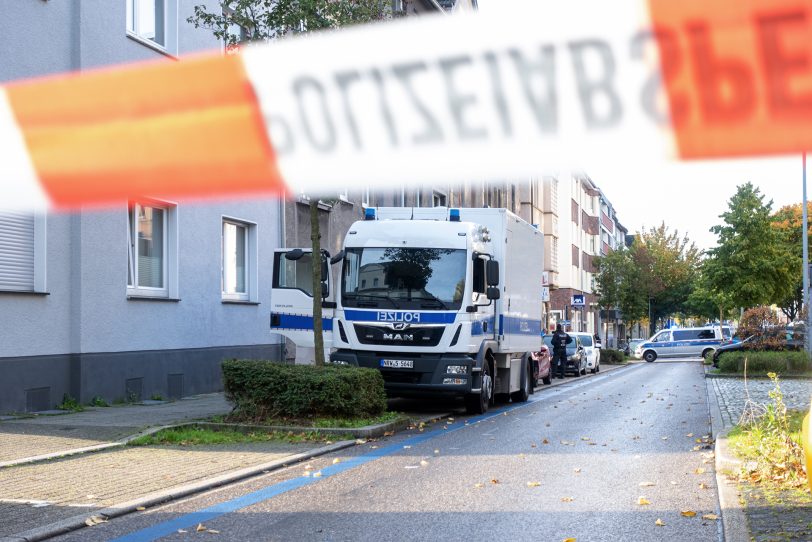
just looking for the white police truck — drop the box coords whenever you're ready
[270,207,545,414]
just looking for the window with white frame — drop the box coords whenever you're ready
[222,218,257,302]
[0,212,46,293]
[127,0,178,53]
[127,200,177,298]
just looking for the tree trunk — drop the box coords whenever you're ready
[310,199,324,367]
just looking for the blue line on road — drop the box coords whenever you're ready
[109,365,639,542]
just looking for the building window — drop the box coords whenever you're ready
[222,218,257,302]
[0,212,46,293]
[128,200,177,298]
[127,0,165,46]
[433,190,447,207]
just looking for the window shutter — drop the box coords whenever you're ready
[0,211,35,291]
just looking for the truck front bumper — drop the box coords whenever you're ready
[330,350,476,397]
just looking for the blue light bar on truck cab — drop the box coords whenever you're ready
[449,208,460,222]
[364,208,376,220]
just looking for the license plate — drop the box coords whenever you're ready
[380,359,414,369]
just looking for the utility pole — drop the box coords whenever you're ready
[804,153,811,356]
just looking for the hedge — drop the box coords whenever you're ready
[222,360,387,420]
[717,351,812,374]
[601,348,626,363]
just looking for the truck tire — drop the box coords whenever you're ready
[510,361,532,403]
[465,362,492,414]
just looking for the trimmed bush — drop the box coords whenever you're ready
[717,351,812,375]
[222,360,387,420]
[601,348,626,363]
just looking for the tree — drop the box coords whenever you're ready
[705,183,795,311]
[771,203,812,321]
[191,0,384,365]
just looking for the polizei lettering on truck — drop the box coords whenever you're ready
[376,311,421,323]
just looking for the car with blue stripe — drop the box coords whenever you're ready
[634,327,726,362]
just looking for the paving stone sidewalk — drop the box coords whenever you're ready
[706,374,812,542]
[0,393,232,464]
[707,376,811,429]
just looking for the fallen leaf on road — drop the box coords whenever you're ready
[639,481,655,487]
[448,418,455,421]
[638,497,651,505]
[542,439,550,444]
[655,519,665,527]
[702,514,719,520]
[313,471,322,477]
[403,445,412,449]
[332,458,341,464]
[178,529,187,534]
[527,482,541,487]
[574,468,582,474]
[680,510,697,517]
[563,538,576,542]
[384,431,394,437]
[581,437,591,441]
[85,516,108,527]
[474,483,484,489]
[686,433,694,437]
[420,460,429,466]
[699,483,709,489]
[670,481,678,485]
[196,523,207,532]
[694,468,705,475]
[404,466,419,469]
[692,446,701,451]
[136,506,146,511]
[561,496,574,502]
[208,530,220,535]
[434,449,440,455]
[531,443,537,448]
[355,439,366,445]
[518,453,526,458]
[491,479,500,484]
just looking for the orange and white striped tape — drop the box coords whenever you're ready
[2,0,812,210]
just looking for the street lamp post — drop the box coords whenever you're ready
[804,154,811,355]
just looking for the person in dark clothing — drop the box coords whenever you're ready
[551,324,573,379]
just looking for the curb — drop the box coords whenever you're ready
[4,439,356,542]
[705,373,812,380]
[705,377,749,542]
[191,415,417,440]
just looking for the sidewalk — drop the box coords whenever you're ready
[0,393,232,466]
[705,369,812,542]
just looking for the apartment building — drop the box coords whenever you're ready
[597,190,631,346]
[0,1,284,414]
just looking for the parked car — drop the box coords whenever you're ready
[634,326,726,362]
[712,326,805,367]
[530,343,552,386]
[573,332,601,373]
[543,334,587,376]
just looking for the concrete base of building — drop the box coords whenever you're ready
[0,344,282,414]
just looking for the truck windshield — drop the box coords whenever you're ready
[342,247,466,310]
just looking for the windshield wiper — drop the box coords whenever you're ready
[418,297,451,310]
[345,293,401,309]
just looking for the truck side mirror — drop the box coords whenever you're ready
[486,286,500,300]
[486,260,499,286]
[321,280,329,299]
[330,250,345,265]
[284,248,304,261]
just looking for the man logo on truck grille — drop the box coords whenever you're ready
[382,333,415,341]
[390,322,410,331]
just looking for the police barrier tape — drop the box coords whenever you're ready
[3,0,812,210]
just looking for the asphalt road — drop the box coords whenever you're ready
[52,359,722,542]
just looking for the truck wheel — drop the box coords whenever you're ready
[701,348,713,360]
[644,350,657,363]
[465,363,492,414]
[510,363,532,403]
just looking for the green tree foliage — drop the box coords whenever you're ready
[771,203,811,321]
[704,183,795,311]
[594,223,700,334]
[188,0,387,50]
[190,1,384,366]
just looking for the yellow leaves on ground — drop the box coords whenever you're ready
[420,460,429,467]
[694,468,706,474]
[561,496,574,502]
[527,481,541,488]
[637,497,651,505]
[655,519,666,527]
[680,510,697,517]
[491,479,500,484]
[196,524,207,532]
[702,513,719,520]
[332,458,341,465]
[639,481,655,487]
[474,483,484,489]
[85,515,108,527]
[563,538,577,542]
[699,482,710,489]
